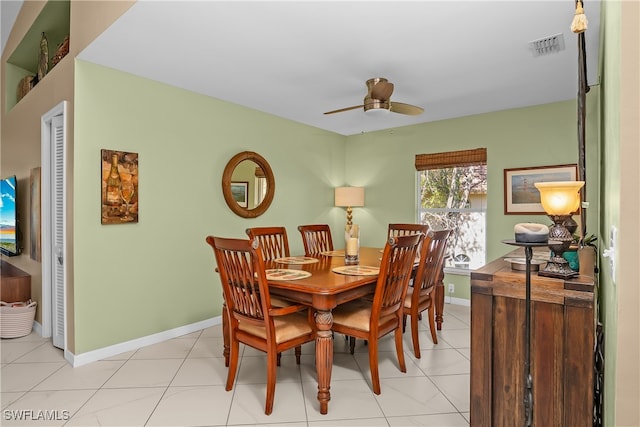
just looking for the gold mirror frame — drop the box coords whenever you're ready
[222,151,275,218]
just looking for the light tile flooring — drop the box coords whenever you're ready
[1,304,470,426]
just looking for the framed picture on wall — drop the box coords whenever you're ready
[504,164,578,214]
[231,181,248,208]
[101,149,139,224]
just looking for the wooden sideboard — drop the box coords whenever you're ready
[1,260,32,303]
[470,249,595,426]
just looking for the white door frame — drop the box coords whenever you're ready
[40,101,67,351]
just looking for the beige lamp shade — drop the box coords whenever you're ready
[334,187,365,207]
[534,181,584,215]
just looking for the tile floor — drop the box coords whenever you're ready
[1,303,470,426]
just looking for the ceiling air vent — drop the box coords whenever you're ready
[529,33,565,56]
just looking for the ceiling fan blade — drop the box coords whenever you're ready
[323,105,364,115]
[371,81,394,101]
[389,101,424,115]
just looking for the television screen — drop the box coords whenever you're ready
[0,175,20,256]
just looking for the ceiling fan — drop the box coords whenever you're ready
[324,77,424,116]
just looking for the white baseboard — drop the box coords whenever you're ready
[446,296,471,306]
[33,298,469,367]
[32,321,43,336]
[67,316,222,367]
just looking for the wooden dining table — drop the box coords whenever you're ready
[266,247,383,414]
[220,246,447,415]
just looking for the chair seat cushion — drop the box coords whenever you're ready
[403,287,432,309]
[332,301,395,332]
[239,312,312,343]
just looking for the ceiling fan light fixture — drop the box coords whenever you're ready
[323,77,422,116]
[365,108,391,117]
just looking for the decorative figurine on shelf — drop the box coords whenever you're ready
[51,35,69,68]
[37,32,49,82]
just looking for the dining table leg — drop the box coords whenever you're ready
[435,265,445,330]
[314,309,333,415]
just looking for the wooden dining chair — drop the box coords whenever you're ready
[402,229,451,358]
[331,233,424,395]
[297,224,334,256]
[206,235,316,415]
[245,226,290,261]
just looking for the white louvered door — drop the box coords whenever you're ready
[51,114,65,349]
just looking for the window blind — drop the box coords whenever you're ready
[415,148,487,171]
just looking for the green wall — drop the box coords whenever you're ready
[345,96,600,300]
[599,2,640,422]
[73,60,346,353]
[600,1,620,424]
[72,60,600,354]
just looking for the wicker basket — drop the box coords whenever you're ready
[51,35,69,67]
[16,75,34,101]
[1,300,36,338]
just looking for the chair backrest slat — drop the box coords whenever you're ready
[245,226,290,261]
[373,233,424,321]
[413,229,452,295]
[298,224,334,256]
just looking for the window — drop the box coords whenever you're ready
[254,166,267,206]
[415,148,487,271]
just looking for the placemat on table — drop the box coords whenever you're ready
[265,269,312,281]
[331,265,380,276]
[273,256,319,265]
[320,250,345,257]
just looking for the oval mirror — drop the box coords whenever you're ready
[222,151,275,218]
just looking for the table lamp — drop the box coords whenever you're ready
[334,186,365,226]
[534,180,585,279]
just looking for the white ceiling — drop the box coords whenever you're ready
[4,1,601,136]
[0,1,23,57]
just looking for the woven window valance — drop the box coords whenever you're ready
[415,148,487,171]
[255,167,265,178]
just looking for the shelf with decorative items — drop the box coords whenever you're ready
[4,0,70,110]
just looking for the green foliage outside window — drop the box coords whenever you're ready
[418,165,487,269]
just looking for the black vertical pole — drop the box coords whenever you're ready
[576,2,588,242]
[524,245,533,426]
